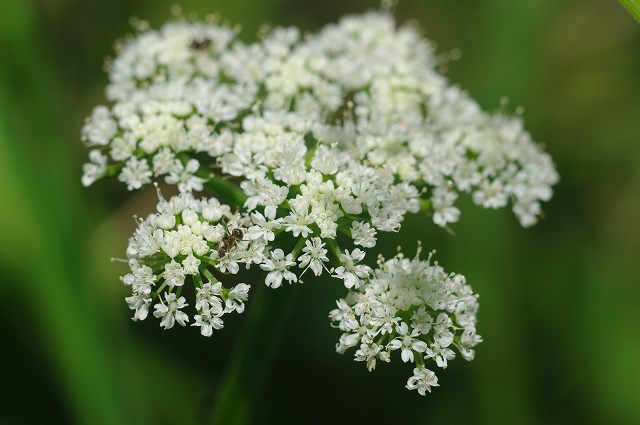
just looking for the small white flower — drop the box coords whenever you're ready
[195,282,224,312]
[350,221,377,248]
[328,299,359,332]
[163,260,185,287]
[406,367,439,395]
[165,159,206,192]
[311,145,341,175]
[119,157,152,190]
[192,237,210,257]
[332,248,371,289]
[260,249,297,288]
[156,213,176,229]
[425,344,456,369]
[354,342,386,372]
[182,209,199,226]
[110,134,137,162]
[152,148,179,175]
[82,105,117,146]
[201,198,227,222]
[125,294,151,321]
[431,186,460,227]
[473,180,508,209]
[216,250,241,274]
[81,150,108,187]
[298,237,329,276]
[123,262,156,295]
[246,211,281,243]
[411,307,433,335]
[284,196,312,238]
[387,322,428,363]
[153,293,189,329]
[224,283,250,313]
[192,307,225,336]
[182,254,201,275]
[336,332,361,354]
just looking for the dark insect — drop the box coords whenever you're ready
[217,228,244,258]
[189,37,212,50]
[222,235,236,247]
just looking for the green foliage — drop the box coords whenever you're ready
[619,0,640,22]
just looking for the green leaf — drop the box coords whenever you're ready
[619,0,640,22]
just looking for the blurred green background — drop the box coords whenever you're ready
[1,0,639,424]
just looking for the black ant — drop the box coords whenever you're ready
[217,228,244,258]
[189,37,212,50]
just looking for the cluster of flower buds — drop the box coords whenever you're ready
[82,11,557,394]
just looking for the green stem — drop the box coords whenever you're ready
[419,198,431,213]
[291,237,307,259]
[208,284,298,425]
[325,238,342,262]
[619,0,640,22]
[187,158,246,207]
[203,175,247,207]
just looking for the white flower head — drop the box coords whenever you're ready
[330,249,481,395]
[84,11,559,395]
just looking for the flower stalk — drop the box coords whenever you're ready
[208,285,298,425]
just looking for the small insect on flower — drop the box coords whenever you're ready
[217,245,229,258]
[218,227,244,257]
[189,37,212,50]
[231,228,243,239]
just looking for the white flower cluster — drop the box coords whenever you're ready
[330,250,481,395]
[82,10,557,395]
[81,12,557,227]
[123,189,379,335]
[123,191,256,335]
